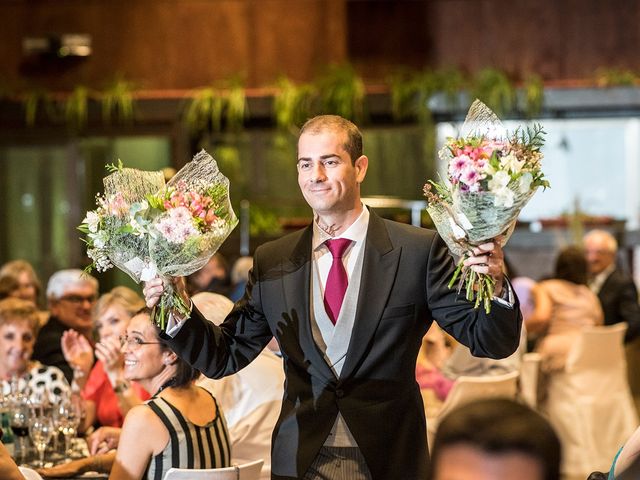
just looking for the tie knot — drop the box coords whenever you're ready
[325,238,352,259]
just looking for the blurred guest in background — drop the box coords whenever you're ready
[33,269,98,383]
[62,286,150,431]
[527,246,603,372]
[0,441,22,480]
[187,253,231,297]
[0,259,48,326]
[0,298,69,402]
[38,309,231,479]
[428,398,561,480]
[229,256,253,302]
[416,324,453,416]
[194,291,284,480]
[584,229,640,342]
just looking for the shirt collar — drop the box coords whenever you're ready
[312,205,370,251]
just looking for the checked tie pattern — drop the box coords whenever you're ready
[323,238,353,325]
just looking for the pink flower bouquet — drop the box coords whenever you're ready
[424,100,549,312]
[79,150,238,329]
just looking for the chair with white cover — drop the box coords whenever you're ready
[426,370,520,449]
[542,324,638,479]
[19,466,44,480]
[164,459,264,480]
[519,352,542,409]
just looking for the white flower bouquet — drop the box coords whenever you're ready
[424,100,549,312]
[79,150,238,329]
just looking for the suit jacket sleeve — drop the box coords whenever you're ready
[160,248,273,379]
[426,233,523,359]
[615,276,640,342]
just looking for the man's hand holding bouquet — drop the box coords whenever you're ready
[424,100,549,312]
[79,150,238,330]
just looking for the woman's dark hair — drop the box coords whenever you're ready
[137,307,201,388]
[554,246,589,285]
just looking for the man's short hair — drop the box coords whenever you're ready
[299,114,363,164]
[46,269,98,300]
[430,398,561,480]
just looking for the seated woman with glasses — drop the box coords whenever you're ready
[0,298,70,402]
[38,308,231,479]
[62,287,151,431]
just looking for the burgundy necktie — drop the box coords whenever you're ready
[324,238,352,325]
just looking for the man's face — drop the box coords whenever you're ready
[297,130,367,217]
[49,284,97,331]
[433,444,544,480]
[584,236,616,275]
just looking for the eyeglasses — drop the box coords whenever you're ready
[119,335,162,349]
[59,294,97,305]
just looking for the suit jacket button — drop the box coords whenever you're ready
[335,389,344,398]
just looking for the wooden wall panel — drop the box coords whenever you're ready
[3,0,640,92]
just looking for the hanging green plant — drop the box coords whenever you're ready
[595,68,638,87]
[316,64,365,122]
[226,80,247,133]
[186,88,224,133]
[471,68,515,115]
[101,78,135,125]
[273,76,316,131]
[22,89,54,127]
[249,205,283,237]
[388,69,420,122]
[64,85,90,132]
[523,74,544,118]
[434,67,466,109]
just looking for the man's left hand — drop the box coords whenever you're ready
[463,238,505,297]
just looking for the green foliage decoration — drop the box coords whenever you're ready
[471,68,515,116]
[273,76,316,131]
[595,68,638,87]
[316,64,365,122]
[523,74,544,118]
[101,78,135,125]
[64,85,90,132]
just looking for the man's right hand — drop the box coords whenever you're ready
[143,277,165,308]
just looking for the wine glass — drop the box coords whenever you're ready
[10,402,29,464]
[56,400,81,458]
[28,415,54,468]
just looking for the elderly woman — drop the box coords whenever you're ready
[39,308,231,479]
[0,298,70,401]
[62,287,150,430]
[0,260,41,305]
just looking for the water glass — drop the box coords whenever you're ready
[28,415,54,468]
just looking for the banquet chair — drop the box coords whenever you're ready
[164,459,264,480]
[426,370,519,449]
[519,352,542,409]
[542,324,638,479]
[19,466,44,480]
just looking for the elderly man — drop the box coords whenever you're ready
[584,230,640,342]
[32,269,98,382]
[145,115,522,480]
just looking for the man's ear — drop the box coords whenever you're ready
[355,155,368,183]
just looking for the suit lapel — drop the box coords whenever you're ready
[341,212,401,379]
[281,225,336,383]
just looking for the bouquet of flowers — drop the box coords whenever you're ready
[424,99,549,312]
[79,150,238,329]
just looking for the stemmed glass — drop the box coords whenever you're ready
[28,415,54,468]
[9,402,29,464]
[55,399,81,458]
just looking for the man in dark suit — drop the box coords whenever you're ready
[144,115,522,480]
[584,230,640,342]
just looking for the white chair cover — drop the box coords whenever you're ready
[19,466,44,480]
[519,352,542,409]
[164,459,264,480]
[426,370,520,450]
[542,324,638,478]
